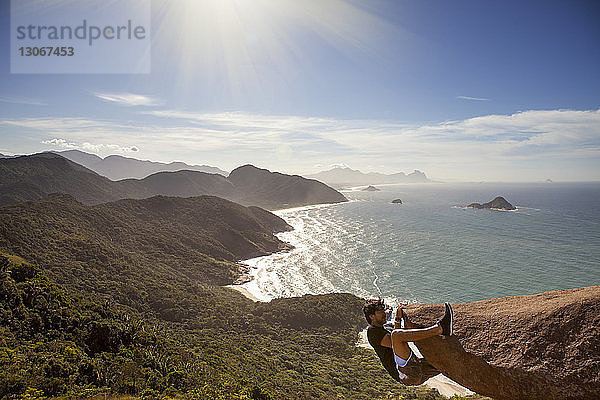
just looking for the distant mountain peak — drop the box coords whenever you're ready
[231,164,265,173]
[54,150,228,180]
[327,165,359,172]
[307,165,430,186]
[228,164,347,208]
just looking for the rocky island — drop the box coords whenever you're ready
[466,196,516,210]
[362,185,381,191]
[391,199,403,204]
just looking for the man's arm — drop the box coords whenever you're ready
[379,307,406,348]
[379,333,392,348]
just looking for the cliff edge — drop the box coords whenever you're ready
[402,286,600,400]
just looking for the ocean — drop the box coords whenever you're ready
[241,182,600,306]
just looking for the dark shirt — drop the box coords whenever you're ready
[367,324,400,381]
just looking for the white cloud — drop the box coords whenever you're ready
[41,138,78,148]
[41,138,138,153]
[93,92,163,107]
[457,96,489,101]
[3,117,116,130]
[3,108,599,180]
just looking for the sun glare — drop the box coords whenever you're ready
[151,0,401,99]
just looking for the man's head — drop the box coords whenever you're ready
[363,298,388,326]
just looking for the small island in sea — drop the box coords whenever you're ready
[362,185,381,192]
[391,198,403,204]
[466,196,516,211]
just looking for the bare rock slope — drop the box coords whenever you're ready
[403,286,600,400]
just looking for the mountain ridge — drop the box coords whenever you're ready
[0,153,347,210]
[229,164,348,209]
[308,166,430,187]
[55,149,228,180]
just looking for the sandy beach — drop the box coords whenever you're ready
[226,284,263,302]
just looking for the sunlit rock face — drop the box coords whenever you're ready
[403,287,600,400]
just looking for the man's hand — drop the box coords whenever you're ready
[395,302,408,321]
[394,302,408,328]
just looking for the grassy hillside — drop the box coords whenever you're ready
[118,170,236,199]
[0,194,291,316]
[0,153,133,205]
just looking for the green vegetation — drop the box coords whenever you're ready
[0,194,443,399]
[0,255,444,399]
[0,193,290,290]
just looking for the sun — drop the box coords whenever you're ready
[150,0,401,99]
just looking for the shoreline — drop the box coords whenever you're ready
[271,199,353,213]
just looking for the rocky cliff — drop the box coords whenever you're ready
[402,286,600,400]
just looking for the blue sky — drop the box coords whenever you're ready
[1,0,599,181]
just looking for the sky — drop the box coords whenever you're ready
[1,0,599,182]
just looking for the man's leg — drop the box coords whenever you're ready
[391,324,442,345]
[395,307,445,385]
[397,357,440,386]
[390,323,442,365]
[417,358,440,381]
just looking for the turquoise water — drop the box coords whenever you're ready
[241,182,600,304]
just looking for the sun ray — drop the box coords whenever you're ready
[150,0,408,102]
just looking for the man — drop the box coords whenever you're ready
[363,299,453,386]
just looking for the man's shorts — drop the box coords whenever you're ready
[396,354,440,386]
